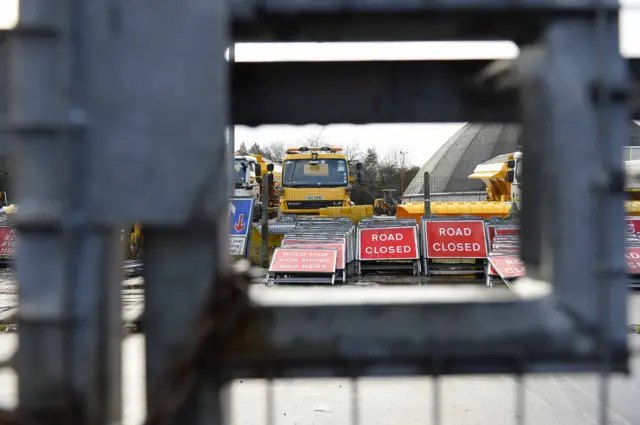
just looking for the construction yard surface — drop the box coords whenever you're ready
[0,271,638,425]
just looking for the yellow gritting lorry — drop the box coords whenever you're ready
[277,146,363,217]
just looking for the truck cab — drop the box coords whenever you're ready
[278,146,363,216]
[234,155,262,199]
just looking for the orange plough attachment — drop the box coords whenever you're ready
[395,202,512,224]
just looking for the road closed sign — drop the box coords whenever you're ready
[488,255,526,279]
[0,226,16,258]
[626,217,640,235]
[358,226,419,261]
[424,220,487,259]
[626,247,640,274]
[269,248,337,274]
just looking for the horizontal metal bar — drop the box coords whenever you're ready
[233,60,516,125]
[234,59,640,125]
[216,279,629,379]
[232,0,619,42]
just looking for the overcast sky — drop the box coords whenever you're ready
[2,1,639,166]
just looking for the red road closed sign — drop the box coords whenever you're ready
[0,227,16,258]
[626,247,640,274]
[626,218,640,235]
[358,226,419,261]
[285,243,346,270]
[488,255,526,279]
[424,220,487,259]
[269,248,337,274]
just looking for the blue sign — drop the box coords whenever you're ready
[229,197,254,237]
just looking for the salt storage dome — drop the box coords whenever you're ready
[403,121,640,203]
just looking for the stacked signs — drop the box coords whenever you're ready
[267,217,354,285]
[357,218,421,276]
[485,224,522,287]
[421,217,488,277]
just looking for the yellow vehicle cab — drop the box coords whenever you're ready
[278,146,363,217]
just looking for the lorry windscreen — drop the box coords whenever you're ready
[282,159,348,187]
[234,160,248,188]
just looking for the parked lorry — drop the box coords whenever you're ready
[234,153,282,220]
[277,146,363,217]
[396,145,640,222]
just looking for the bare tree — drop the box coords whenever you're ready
[304,126,325,147]
[380,149,401,167]
[264,141,287,161]
[343,141,362,162]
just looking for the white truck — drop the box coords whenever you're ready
[234,155,262,199]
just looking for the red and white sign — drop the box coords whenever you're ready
[625,217,640,235]
[424,220,488,259]
[0,226,16,258]
[284,243,346,270]
[358,226,419,261]
[269,248,337,274]
[487,225,520,248]
[488,255,526,279]
[626,247,640,274]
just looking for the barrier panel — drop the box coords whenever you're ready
[0,225,16,261]
[266,247,338,285]
[626,217,640,235]
[486,224,519,249]
[282,240,347,282]
[357,218,421,275]
[626,245,640,289]
[487,255,526,288]
[421,217,488,277]
[282,217,356,280]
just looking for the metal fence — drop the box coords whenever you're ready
[0,1,635,425]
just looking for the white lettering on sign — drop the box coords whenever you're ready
[358,227,419,261]
[229,236,246,256]
[625,251,640,260]
[270,248,337,274]
[438,227,472,237]
[432,242,482,252]
[425,220,487,259]
[364,245,413,255]
[504,258,525,265]
[371,233,404,242]
[505,267,526,274]
[0,227,16,257]
[488,255,526,279]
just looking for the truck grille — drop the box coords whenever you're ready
[286,201,344,210]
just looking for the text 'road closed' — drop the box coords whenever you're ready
[488,256,526,279]
[425,220,487,259]
[359,227,419,261]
